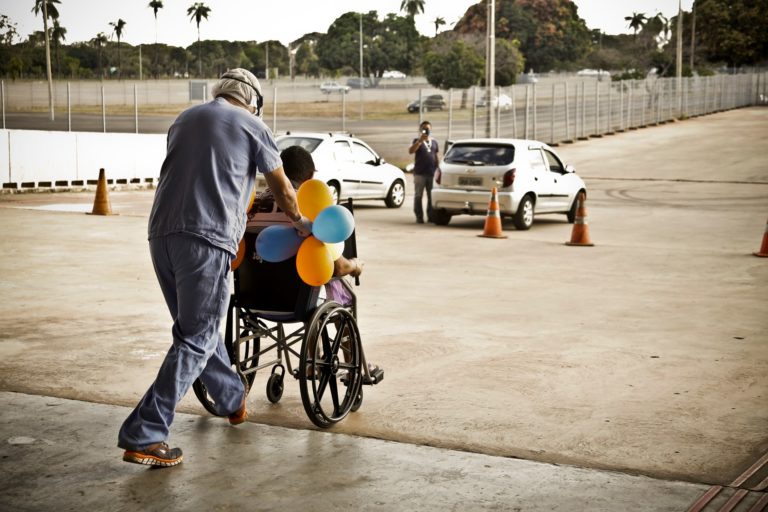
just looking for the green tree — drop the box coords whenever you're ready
[624,11,647,40]
[423,38,484,108]
[148,0,163,44]
[493,38,524,86]
[109,18,126,76]
[433,16,446,36]
[187,2,211,76]
[695,0,768,68]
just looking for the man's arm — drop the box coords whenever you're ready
[408,132,429,154]
[263,166,300,221]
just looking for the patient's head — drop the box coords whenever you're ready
[280,146,315,187]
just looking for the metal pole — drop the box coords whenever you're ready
[640,86,645,126]
[472,87,477,138]
[342,91,346,133]
[594,81,599,135]
[550,83,556,144]
[67,82,71,132]
[139,44,143,81]
[580,81,585,137]
[101,85,106,133]
[511,86,517,138]
[418,88,423,126]
[619,81,624,130]
[532,84,537,140]
[1,80,5,130]
[628,81,633,128]
[607,82,612,132]
[359,13,364,121]
[134,83,138,134]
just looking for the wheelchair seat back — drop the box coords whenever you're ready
[234,232,320,322]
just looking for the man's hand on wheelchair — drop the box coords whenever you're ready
[291,215,313,237]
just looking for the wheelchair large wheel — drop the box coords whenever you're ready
[299,301,363,428]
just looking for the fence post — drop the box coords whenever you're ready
[101,85,106,133]
[619,81,624,131]
[628,81,634,128]
[495,86,501,138]
[134,83,139,134]
[1,80,5,130]
[447,88,453,142]
[594,80,600,136]
[640,85,645,126]
[523,85,530,139]
[550,83,556,144]
[607,82,612,133]
[564,81,570,141]
[472,87,477,138]
[272,86,278,134]
[67,82,71,132]
[532,83,537,141]
[510,86,517,138]
[418,88,423,126]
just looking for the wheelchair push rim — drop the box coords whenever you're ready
[299,301,363,428]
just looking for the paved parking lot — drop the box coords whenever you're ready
[0,107,766,509]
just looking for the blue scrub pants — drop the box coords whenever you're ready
[118,233,245,451]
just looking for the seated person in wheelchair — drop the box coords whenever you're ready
[246,146,381,378]
[246,145,363,305]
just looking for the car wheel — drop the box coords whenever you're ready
[327,182,340,205]
[385,180,405,208]
[513,195,534,230]
[566,193,581,223]
[432,209,452,226]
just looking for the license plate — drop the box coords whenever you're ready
[458,176,483,186]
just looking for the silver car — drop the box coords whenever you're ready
[431,139,587,229]
[264,132,406,208]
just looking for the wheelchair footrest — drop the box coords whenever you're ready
[363,367,384,386]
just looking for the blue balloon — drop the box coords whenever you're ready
[312,205,355,243]
[255,225,304,262]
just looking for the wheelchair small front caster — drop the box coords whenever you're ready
[266,373,284,403]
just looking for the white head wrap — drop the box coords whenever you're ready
[212,68,263,115]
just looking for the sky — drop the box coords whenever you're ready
[1,0,694,48]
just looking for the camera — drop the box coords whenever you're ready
[422,129,430,135]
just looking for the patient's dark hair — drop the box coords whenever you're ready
[280,146,315,185]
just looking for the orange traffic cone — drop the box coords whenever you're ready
[87,168,116,216]
[478,187,507,239]
[565,191,594,246]
[753,217,768,257]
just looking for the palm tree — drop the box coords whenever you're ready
[148,0,163,44]
[51,19,66,77]
[109,19,126,77]
[187,2,211,77]
[31,0,60,121]
[624,11,647,40]
[400,0,425,19]
[92,32,108,79]
[433,16,445,36]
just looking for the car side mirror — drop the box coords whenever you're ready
[565,164,575,173]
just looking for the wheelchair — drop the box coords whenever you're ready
[192,205,382,428]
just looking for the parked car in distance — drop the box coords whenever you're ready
[407,94,447,113]
[431,138,587,230]
[518,71,539,84]
[346,77,374,89]
[475,93,513,110]
[258,132,406,208]
[382,70,407,79]
[319,81,350,94]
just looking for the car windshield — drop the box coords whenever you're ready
[444,144,515,166]
[276,137,323,153]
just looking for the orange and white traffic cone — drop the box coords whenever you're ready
[565,191,594,246]
[87,168,116,216]
[478,187,507,239]
[753,217,768,257]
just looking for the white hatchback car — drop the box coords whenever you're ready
[260,132,406,208]
[431,139,587,229]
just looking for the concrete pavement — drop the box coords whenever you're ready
[1,108,767,510]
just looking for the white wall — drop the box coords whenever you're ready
[1,129,166,187]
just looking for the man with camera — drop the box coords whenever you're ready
[408,120,440,224]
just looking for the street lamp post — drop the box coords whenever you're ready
[359,13,364,121]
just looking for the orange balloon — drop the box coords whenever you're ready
[231,238,245,271]
[297,179,333,221]
[296,236,333,286]
[247,189,256,212]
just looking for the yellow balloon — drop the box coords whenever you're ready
[297,179,333,221]
[231,238,245,271]
[296,236,333,286]
[326,241,345,260]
